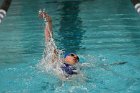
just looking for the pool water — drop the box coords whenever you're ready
[0,0,140,93]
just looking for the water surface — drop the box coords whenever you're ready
[0,0,140,93]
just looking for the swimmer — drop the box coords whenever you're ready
[39,10,80,77]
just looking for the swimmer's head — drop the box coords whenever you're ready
[64,53,79,65]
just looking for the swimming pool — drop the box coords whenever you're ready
[0,0,140,93]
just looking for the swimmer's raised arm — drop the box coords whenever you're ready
[39,10,53,42]
[39,10,59,63]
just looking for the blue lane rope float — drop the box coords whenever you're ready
[0,0,12,23]
[131,0,140,15]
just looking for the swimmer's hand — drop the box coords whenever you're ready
[38,9,52,22]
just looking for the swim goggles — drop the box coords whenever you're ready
[66,53,79,61]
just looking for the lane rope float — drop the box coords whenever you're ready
[0,0,12,23]
[131,0,140,15]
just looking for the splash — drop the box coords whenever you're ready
[37,36,88,80]
[37,36,64,75]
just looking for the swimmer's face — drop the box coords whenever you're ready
[64,53,79,65]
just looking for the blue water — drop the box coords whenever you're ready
[0,0,140,93]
